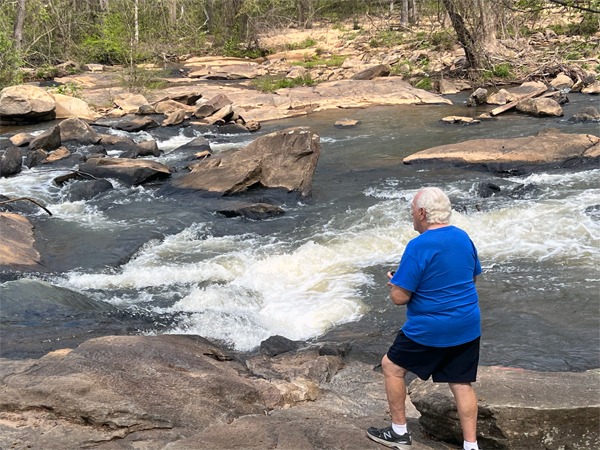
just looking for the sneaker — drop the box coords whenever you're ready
[366,425,412,448]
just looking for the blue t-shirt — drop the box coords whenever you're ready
[390,226,481,347]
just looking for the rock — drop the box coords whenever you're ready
[504,81,547,102]
[29,125,62,152]
[98,134,141,154]
[113,93,149,113]
[550,73,574,91]
[220,123,250,134]
[77,158,172,185]
[571,74,597,92]
[113,116,160,132]
[486,89,509,105]
[0,195,38,215]
[169,136,212,159]
[194,103,215,119]
[287,66,307,79]
[568,106,600,123]
[441,116,480,125]
[0,335,267,431]
[25,149,47,168]
[438,79,459,95]
[52,93,98,120]
[408,365,600,450]
[64,179,113,201]
[58,117,101,144]
[83,63,104,72]
[260,335,300,357]
[9,132,34,147]
[137,140,161,157]
[403,130,599,171]
[205,64,263,80]
[138,104,156,114]
[0,146,22,177]
[351,64,391,80]
[467,87,488,106]
[0,85,56,124]
[474,182,501,198]
[169,127,321,197]
[516,98,563,117]
[154,99,189,114]
[211,104,234,122]
[162,109,187,126]
[245,120,261,132]
[42,146,71,164]
[581,80,600,94]
[544,91,569,105]
[0,213,40,268]
[341,58,364,69]
[334,118,360,128]
[217,202,285,220]
[170,92,202,105]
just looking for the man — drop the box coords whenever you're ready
[367,187,482,450]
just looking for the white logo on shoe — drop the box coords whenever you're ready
[383,431,392,439]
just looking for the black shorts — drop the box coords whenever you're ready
[387,330,480,383]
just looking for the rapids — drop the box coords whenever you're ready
[1,91,598,371]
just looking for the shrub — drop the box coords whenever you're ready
[431,30,454,51]
[252,75,315,93]
[493,63,513,78]
[0,31,23,88]
[415,77,432,90]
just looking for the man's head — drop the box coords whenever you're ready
[411,187,451,233]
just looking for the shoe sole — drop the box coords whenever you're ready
[366,431,412,449]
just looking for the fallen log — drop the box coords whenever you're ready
[0,197,53,215]
[489,87,546,116]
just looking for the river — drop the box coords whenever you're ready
[1,91,598,371]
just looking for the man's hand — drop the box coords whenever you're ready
[387,271,412,305]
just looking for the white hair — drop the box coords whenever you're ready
[415,187,452,224]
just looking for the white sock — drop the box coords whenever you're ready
[464,440,478,450]
[392,423,407,435]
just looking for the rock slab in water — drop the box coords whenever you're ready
[78,157,172,185]
[0,213,40,268]
[217,202,285,220]
[170,127,321,196]
[516,97,563,117]
[59,117,101,144]
[65,179,113,201]
[568,106,600,123]
[0,85,56,123]
[403,129,599,171]
[0,146,22,177]
[408,365,600,450]
[334,118,360,128]
[29,125,62,152]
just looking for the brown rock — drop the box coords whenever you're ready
[29,125,62,152]
[42,146,71,163]
[52,93,98,120]
[582,80,600,94]
[0,85,56,123]
[154,99,188,114]
[162,109,187,126]
[113,93,149,113]
[486,89,509,105]
[78,158,171,185]
[217,202,285,220]
[0,213,40,268]
[505,81,547,102]
[334,118,360,128]
[516,98,563,117]
[58,117,101,144]
[467,88,488,106]
[9,132,34,147]
[550,73,574,91]
[409,366,599,450]
[438,79,459,95]
[351,64,391,80]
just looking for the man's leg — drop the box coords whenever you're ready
[382,354,408,425]
[448,382,478,443]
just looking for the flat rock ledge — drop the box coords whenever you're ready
[409,366,600,450]
[403,129,599,173]
[0,212,41,270]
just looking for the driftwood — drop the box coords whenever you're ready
[489,87,547,116]
[0,197,53,216]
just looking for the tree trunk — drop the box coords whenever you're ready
[169,0,177,25]
[134,0,139,45]
[401,0,408,27]
[13,0,26,51]
[441,0,480,68]
[409,0,417,24]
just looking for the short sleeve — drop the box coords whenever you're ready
[390,253,422,292]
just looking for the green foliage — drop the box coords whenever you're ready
[0,30,23,88]
[81,12,132,65]
[291,54,346,69]
[415,77,432,90]
[284,38,317,51]
[492,63,514,79]
[430,30,454,51]
[368,30,404,48]
[118,66,169,94]
[252,74,315,93]
[46,83,82,99]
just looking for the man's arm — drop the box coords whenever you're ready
[390,284,412,305]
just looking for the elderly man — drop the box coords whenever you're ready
[367,187,482,450]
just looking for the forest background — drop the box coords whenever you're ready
[0,0,599,91]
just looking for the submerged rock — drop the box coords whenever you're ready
[78,157,172,185]
[409,365,600,450]
[217,202,285,220]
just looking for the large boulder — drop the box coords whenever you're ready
[515,97,563,117]
[549,73,574,91]
[0,335,267,431]
[113,93,149,113]
[408,366,600,450]
[581,80,600,94]
[169,127,321,196]
[29,125,62,152]
[0,146,22,177]
[77,157,172,185]
[350,64,391,80]
[58,117,101,144]
[52,93,98,120]
[467,88,488,106]
[568,106,600,123]
[0,213,40,269]
[403,129,599,171]
[0,85,56,124]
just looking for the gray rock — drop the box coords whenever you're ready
[169,127,321,197]
[220,122,250,134]
[29,125,62,152]
[351,64,391,80]
[474,182,501,198]
[138,140,161,157]
[64,179,113,201]
[170,92,202,105]
[467,88,488,106]
[408,365,600,450]
[0,145,22,177]
[113,116,160,132]
[544,90,569,105]
[194,103,215,119]
[25,149,47,168]
[169,136,212,161]
[138,104,156,114]
[516,98,563,117]
[58,117,101,144]
[259,335,301,357]
[568,106,600,123]
[78,157,171,185]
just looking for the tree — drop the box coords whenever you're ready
[13,0,26,51]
